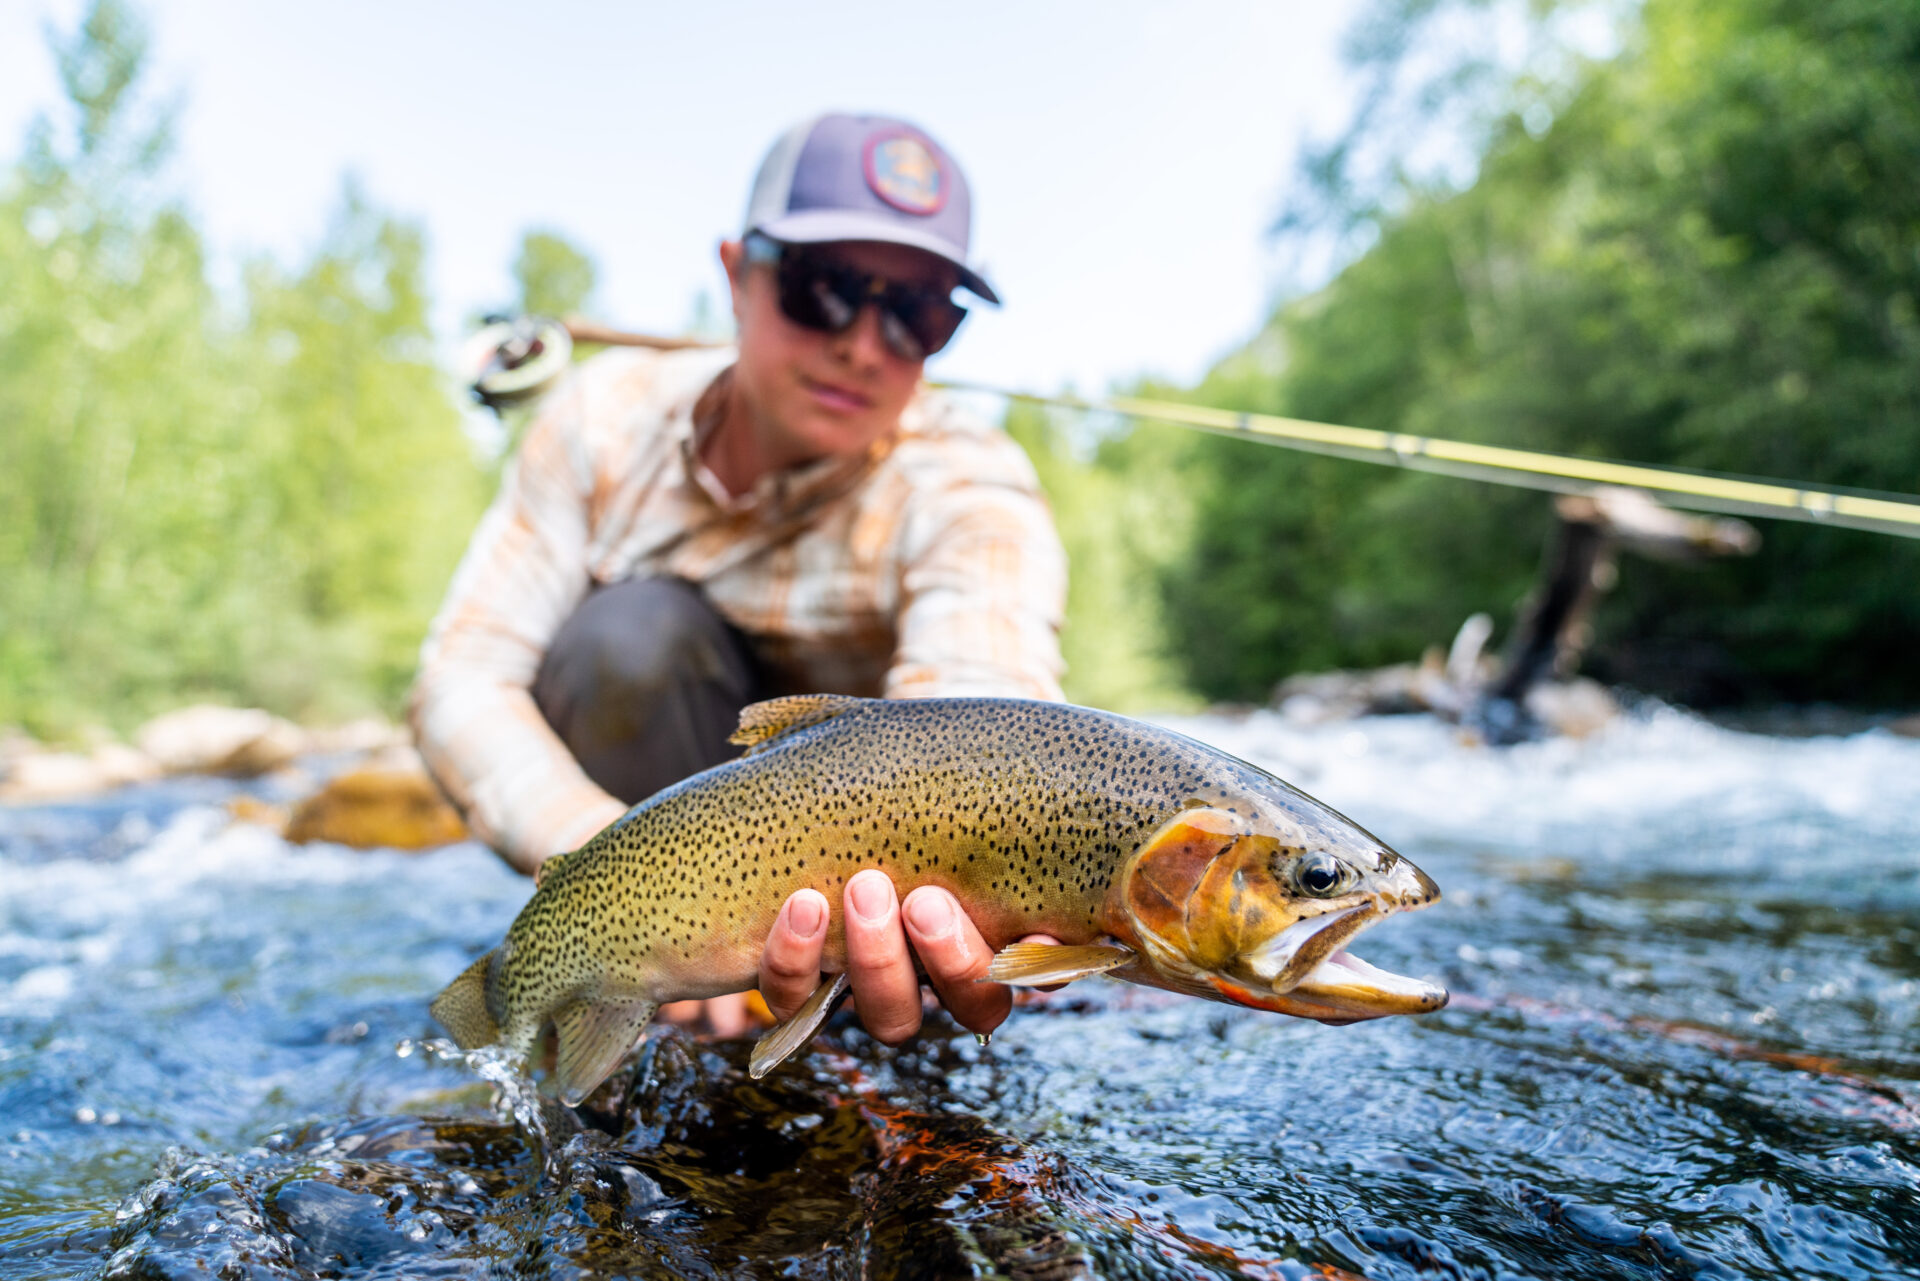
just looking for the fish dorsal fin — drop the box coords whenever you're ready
[729,695,867,756]
[985,941,1136,987]
[533,850,569,889]
[749,971,851,1079]
[551,996,658,1107]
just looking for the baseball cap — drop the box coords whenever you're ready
[743,113,1000,305]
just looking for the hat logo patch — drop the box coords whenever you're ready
[863,133,947,216]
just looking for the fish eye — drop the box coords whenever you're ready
[1294,853,1356,898]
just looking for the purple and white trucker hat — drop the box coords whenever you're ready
[743,113,1000,304]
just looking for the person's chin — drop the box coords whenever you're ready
[793,412,883,460]
[780,388,880,453]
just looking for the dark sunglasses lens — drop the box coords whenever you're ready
[877,310,926,362]
[774,249,967,359]
[774,256,850,334]
[892,294,966,357]
[807,276,858,332]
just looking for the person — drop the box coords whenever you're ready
[411,113,1066,1049]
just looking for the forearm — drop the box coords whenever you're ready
[410,668,627,873]
[408,367,626,873]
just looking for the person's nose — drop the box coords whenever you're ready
[828,302,895,372]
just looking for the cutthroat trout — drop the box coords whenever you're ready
[432,696,1447,1104]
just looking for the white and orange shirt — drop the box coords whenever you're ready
[410,346,1067,871]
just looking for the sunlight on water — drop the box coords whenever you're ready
[2,707,1916,1278]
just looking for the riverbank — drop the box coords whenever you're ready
[0,705,466,851]
[7,690,1916,812]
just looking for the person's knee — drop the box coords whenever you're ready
[534,577,762,803]
[551,578,741,706]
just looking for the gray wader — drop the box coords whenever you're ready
[532,577,763,805]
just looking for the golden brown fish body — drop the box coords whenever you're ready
[432,695,1446,1104]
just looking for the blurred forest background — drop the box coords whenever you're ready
[3,0,1917,737]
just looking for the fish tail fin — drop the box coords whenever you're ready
[430,950,504,1048]
[552,996,658,1107]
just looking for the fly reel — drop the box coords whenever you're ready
[462,314,573,411]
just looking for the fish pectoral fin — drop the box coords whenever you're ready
[729,695,868,755]
[749,971,851,1080]
[984,941,1136,987]
[551,996,658,1107]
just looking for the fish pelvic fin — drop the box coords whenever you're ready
[729,695,867,755]
[985,941,1136,987]
[430,950,504,1049]
[552,996,659,1107]
[749,971,851,1079]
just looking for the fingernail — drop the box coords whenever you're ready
[904,890,956,940]
[847,872,893,923]
[786,893,824,939]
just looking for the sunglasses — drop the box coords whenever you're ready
[745,233,967,362]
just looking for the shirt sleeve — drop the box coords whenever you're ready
[408,377,629,874]
[883,465,1069,702]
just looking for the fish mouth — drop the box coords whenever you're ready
[1247,902,1448,1022]
[1285,946,1450,1021]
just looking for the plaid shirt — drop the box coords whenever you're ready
[410,346,1067,871]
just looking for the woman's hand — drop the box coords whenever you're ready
[661,871,1059,1040]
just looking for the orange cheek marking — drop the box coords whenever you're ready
[1124,813,1246,948]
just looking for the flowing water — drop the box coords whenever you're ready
[2,707,1916,1279]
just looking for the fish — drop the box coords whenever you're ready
[431,695,1447,1105]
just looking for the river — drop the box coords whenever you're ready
[2,705,1916,1278]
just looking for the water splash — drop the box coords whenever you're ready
[397,1035,562,1174]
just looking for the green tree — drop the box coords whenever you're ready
[0,0,487,733]
[514,229,596,319]
[234,183,488,714]
[1161,0,1920,706]
[0,0,226,727]
[1005,401,1196,712]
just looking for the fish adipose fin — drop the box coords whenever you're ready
[985,941,1136,987]
[749,971,851,1079]
[730,695,867,755]
[552,997,659,1107]
[430,951,503,1049]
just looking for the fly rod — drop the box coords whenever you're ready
[464,317,1920,542]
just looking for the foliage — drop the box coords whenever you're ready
[0,0,488,735]
[514,229,596,319]
[1158,0,1920,706]
[1004,402,1198,713]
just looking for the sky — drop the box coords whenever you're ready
[0,0,1365,394]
